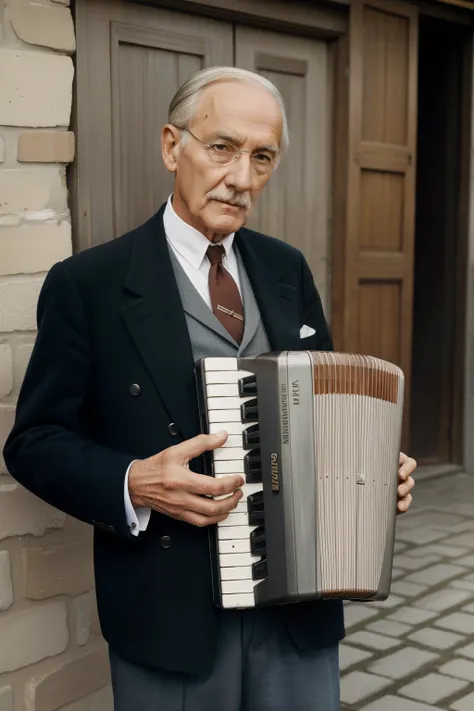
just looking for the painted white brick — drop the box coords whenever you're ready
[8,5,75,53]
[74,592,94,646]
[0,168,66,216]
[0,551,13,612]
[0,278,44,332]
[0,602,68,673]
[0,138,4,163]
[0,407,15,474]
[0,344,13,397]
[0,48,73,127]
[0,686,13,711]
[0,223,72,275]
[0,480,66,540]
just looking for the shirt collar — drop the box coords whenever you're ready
[163,195,236,270]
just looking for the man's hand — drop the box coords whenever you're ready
[397,452,416,514]
[128,430,243,527]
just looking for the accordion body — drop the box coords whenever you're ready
[195,351,405,610]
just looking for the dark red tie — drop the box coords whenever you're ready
[207,245,244,344]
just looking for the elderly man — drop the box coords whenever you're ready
[4,67,415,710]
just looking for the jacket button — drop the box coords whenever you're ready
[129,383,141,396]
[168,422,179,436]
[160,535,172,549]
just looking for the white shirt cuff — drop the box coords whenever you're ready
[124,460,151,536]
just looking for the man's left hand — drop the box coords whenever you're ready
[397,452,416,514]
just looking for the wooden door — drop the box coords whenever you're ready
[74,0,233,248]
[334,0,419,444]
[235,27,332,312]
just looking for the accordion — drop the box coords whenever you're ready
[195,351,404,610]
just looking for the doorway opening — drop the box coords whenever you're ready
[410,16,470,467]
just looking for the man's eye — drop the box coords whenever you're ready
[212,143,232,153]
[254,153,272,164]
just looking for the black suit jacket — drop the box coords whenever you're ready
[3,205,344,676]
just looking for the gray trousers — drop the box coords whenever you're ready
[109,608,340,711]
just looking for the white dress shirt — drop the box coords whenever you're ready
[124,196,242,535]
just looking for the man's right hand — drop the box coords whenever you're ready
[128,430,244,527]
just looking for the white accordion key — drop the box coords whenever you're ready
[219,513,248,527]
[206,383,239,397]
[209,422,246,435]
[214,460,245,474]
[205,370,254,384]
[221,593,255,609]
[221,579,258,594]
[203,358,238,371]
[220,566,252,581]
[213,447,246,461]
[218,525,257,540]
[208,410,241,423]
[207,396,253,410]
[221,434,244,448]
[219,552,255,567]
[219,539,251,554]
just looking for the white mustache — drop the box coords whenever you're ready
[207,191,252,209]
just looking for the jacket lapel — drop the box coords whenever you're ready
[120,206,200,441]
[235,229,302,351]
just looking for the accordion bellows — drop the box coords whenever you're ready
[195,351,405,609]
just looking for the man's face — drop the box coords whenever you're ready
[162,80,282,240]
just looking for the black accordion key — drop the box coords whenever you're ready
[242,424,260,449]
[241,399,258,423]
[250,526,266,556]
[247,491,264,525]
[252,558,268,580]
[244,451,262,483]
[239,375,257,397]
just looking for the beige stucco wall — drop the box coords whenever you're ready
[0,1,113,709]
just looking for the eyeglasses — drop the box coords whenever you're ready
[178,128,279,175]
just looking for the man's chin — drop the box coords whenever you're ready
[203,207,247,234]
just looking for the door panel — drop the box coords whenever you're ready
[75,0,233,246]
[338,0,418,446]
[235,27,332,313]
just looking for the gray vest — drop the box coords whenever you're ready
[169,247,271,362]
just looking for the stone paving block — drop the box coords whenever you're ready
[407,544,468,559]
[406,563,468,586]
[339,643,373,670]
[444,534,474,548]
[449,520,474,533]
[451,691,474,710]
[439,659,474,681]
[399,511,464,529]
[435,612,474,635]
[345,631,401,651]
[391,580,428,597]
[359,695,445,710]
[450,579,474,592]
[457,555,474,568]
[340,671,392,705]
[399,672,468,704]
[414,588,473,612]
[394,541,408,553]
[407,627,464,650]
[456,642,474,659]
[462,602,474,613]
[343,603,379,629]
[391,567,406,580]
[393,554,441,571]
[397,528,447,545]
[368,647,438,680]
[369,595,406,610]
[387,606,437,626]
[367,619,412,637]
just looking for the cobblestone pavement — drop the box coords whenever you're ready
[340,471,474,711]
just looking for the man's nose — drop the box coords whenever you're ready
[226,155,253,192]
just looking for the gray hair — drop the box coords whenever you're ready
[168,66,289,152]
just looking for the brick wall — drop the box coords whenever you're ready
[0,1,113,709]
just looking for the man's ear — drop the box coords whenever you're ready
[162,124,182,173]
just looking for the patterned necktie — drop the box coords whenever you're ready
[207,245,245,344]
